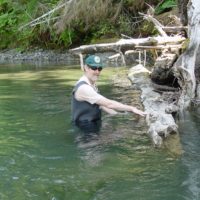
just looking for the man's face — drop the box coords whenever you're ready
[85,65,103,83]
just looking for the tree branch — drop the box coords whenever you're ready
[19,2,69,30]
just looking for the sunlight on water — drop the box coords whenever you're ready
[0,63,199,200]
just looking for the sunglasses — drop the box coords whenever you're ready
[89,66,103,71]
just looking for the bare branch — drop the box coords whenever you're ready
[139,12,168,37]
[19,2,68,30]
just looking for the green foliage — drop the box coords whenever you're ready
[0,0,176,50]
[91,23,116,39]
[155,0,177,15]
[116,14,133,36]
[0,1,19,48]
[0,0,61,49]
[140,21,158,37]
[181,38,190,52]
[57,29,77,48]
[17,29,36,50]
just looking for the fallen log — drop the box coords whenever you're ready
[69,36,185,55]
[128,64,180,147]
[163,26,188,33]
[135,44,182,51]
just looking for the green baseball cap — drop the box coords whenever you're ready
[84,55,104,67]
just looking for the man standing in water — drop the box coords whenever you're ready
[71,54,146,131]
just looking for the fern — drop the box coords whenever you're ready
[155,0,177,15]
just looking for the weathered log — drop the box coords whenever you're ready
[135,44,182,50]
[163,26,188,34]
[173,0,200,109]
[177,0,189,26]
[151,82,180,92]
[128,64,179,147]
[69,36,185,55]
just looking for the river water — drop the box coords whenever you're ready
[0,63,199,200]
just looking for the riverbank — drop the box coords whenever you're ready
[0,49,80,66]
[0,49,121,67]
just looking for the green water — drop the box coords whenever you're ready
[0,63,199,200]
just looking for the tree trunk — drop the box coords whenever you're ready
[174,0,200,108]
[177,0,189,26]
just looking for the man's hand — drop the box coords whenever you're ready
[132,107,147,117]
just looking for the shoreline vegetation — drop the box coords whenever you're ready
[0,0,175,51]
